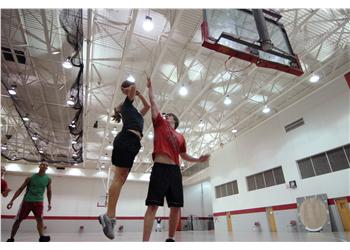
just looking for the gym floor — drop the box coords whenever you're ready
[1,230,349,242]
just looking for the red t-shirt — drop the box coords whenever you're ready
[152,113,186,166]
[1,178,8,192]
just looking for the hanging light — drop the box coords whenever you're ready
[198,120,204,128]
[103,153,109,160]
[111,127,118,136]
[127,75,135,83]
[67,96,76,106]
[143,15,154,31]
[62,57,73,69]
[179,85,188,96]
[32,133,38,141]
[224,95,232,105]
[70,121,76,128]
[232,128,238,133]
[309,74,320,83]
[23,114,30,122]
[262,105,271,114]
[51,50,60,55]
[71,140,77,145]
[1,143,8,151]
[8,85,17,95]
[38,148,44,154]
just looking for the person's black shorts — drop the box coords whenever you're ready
[145,162,183,207]
[111,130,141,169]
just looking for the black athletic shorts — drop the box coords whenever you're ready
[111,130,141,169]
[145,162,183,207]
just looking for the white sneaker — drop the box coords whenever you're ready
[98,214,116,240]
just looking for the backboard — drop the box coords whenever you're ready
[201,9,304,76]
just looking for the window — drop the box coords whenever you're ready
[255,173,265,189]
[273,167,285,184]
[215,180,239,198]
[264,170,275,187]
[247,175,256,191]
[1,46,26,64]
[297,158,315,179]
[297,144,350,179]
[327,147,349,171]
[246,166,285,191]
[311,153,331,175]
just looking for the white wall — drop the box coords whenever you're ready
[183,180,213,217]
[210,75,350,231]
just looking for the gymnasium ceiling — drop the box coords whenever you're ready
[1,9,350,182]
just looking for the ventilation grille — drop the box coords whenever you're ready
[285,118,304,132]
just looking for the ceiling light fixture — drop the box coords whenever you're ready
[39,148,44,154]
[179,85,188,96]
[32,133,38,141]
[67,96,76,106]
[198,120,205,128]
[262,105,271,114]
[8,85,17,95]
[72,140,77,145]
[111,127,118,136]
[309,74,320,83]
[127,75,135,82]
[23,115,30,122]
[143,15,154,31]
[224,95,232,105]
[62,57,73,69]
[1,143,8,151]
[52,50,60,55]
[232,128,238,133]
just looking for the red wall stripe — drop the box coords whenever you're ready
[2,196,349,220]
[213,195,350,217]
[345,72,350,89]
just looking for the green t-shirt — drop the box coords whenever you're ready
[23,174,50,202]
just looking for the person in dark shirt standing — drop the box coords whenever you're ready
[98,80,150,240]
[6,161,52,242]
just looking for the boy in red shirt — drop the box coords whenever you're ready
[142,77,210,242]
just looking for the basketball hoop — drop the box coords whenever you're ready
[224,56,252,73]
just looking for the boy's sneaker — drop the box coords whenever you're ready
[7,238,15,242]
[165,238,175,242]
[39,235,51,242]
[98,214,116,240]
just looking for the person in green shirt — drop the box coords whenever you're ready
[6,161,52,242]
